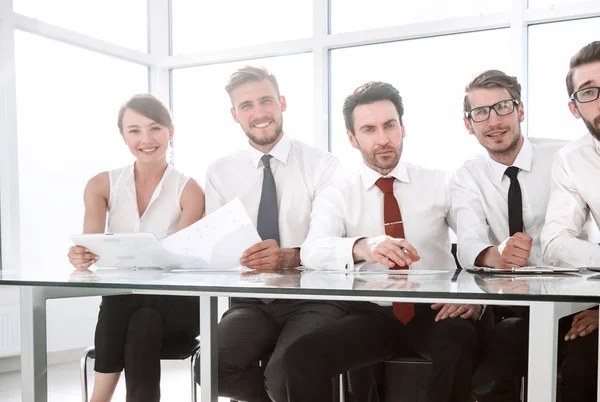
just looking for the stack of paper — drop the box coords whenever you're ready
[71,198,262,270]
[160,198,262,270]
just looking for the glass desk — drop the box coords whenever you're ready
[2,266,600,402]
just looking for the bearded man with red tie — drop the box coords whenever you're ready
[267,81,483,402]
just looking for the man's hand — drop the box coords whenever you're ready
[431,303,482,322]
[352,236,420,268]
[565,310,599,341]
[476,233,533,269]
[496,233,533,268]
[240,240,300,270]
[68,246,98,270]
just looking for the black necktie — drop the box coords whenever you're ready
[257,155,280,246]
[505,166,523,236]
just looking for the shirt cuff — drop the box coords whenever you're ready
[336,236,365,271]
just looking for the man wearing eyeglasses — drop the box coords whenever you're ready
[540,41,600,401]
[449,69,582,401]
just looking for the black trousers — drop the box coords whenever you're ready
[270,302,480,402]
[194,298,352,402]
[94,295,199,402]
[472,309,598,402]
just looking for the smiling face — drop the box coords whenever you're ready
[464,87,524,164]
[229,79,286,151]
[120,108,172,164]
[347,100,405,175]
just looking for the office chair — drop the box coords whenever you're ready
[80,337,201,402]
[340,244,526,402]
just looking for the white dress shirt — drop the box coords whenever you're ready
[107,164,189,239]
[450,137,567,268]
[542,134,600,267]
[300,162,456,273]
[205,134,340,248]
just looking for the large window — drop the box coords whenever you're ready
[171,53,313,185]
[13,0,147,51]
[528,17,600,141]
[14,31,147,275]
[330,29,512,172]
[330,0,509,33]
[171,0,312,54]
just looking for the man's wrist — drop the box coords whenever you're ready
[279,247,301,269]
[475,246,500,268]
[352,238,367,262]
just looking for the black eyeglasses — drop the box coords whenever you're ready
[570,87,600,104]
[465,99,520,123]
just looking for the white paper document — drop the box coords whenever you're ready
[160,198,262,269]
[71,198,262,270]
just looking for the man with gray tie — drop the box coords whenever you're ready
[195,66,350,402]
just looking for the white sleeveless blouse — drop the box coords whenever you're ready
[106,164,190,240]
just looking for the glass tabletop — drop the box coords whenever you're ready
[2,266,600,302]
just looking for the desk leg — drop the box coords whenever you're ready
[200,295,218,402]
[528,302,558,402]
[19,287,48,402]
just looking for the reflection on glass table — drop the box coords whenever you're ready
[2,266,600,301]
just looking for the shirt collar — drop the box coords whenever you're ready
[487,137,533,183]
[359,161,410,191]
[248,133,291,168]
[591,134,600,155]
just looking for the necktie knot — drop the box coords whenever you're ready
[375,177,395,194]
[261,154,273,169]
[504,166,519,180]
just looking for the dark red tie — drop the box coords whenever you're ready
[375,177,415,325]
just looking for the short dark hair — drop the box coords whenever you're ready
[117,94,172,134]
[225,66,281,99]
[566,41,600,97]
[343,81,404,135]
[463,70,521,113]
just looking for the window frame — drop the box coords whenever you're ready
[1,0,599,273]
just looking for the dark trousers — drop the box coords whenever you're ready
[270,302,480,402]
[472,309,598,402]
[194,298,351,402]
[94,295,199,402]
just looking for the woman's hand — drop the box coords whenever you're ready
[68,246,98,270]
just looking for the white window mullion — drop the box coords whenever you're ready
[148,0,173,159]
[0,0,21,272]
[313,0,330,152]
[148,0,171,102]
[13,13,153,66]
[511,0,529,136]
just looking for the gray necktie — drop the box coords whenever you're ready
[257,155,280,246]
